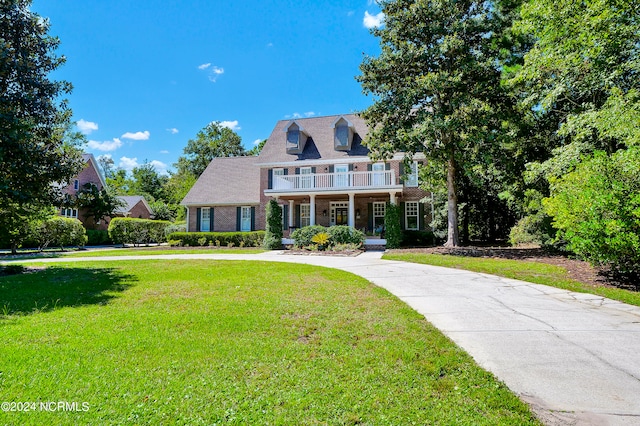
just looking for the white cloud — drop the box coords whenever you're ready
[347,10,355,17]
[119,156,139,171]
[253,139,262,146]
[208,66,225,82]
[285,111,316,119]
[363,11,385,29]
[160,150,169,154]
[198,63,211,70]
[267,42,274,47]
[166,128,179,134]
[87,138,123,152]
[219,120,241,131]
[77,119,98,135]
[150,160,169,175]
[121,130,150,140]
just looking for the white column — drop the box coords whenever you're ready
[310,195,316,226]
[348,192,355,228]
[288,200,294,228]
[389,192,397,205]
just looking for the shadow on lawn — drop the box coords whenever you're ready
[0,266,136,317]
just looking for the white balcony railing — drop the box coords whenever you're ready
[270,171,397,192]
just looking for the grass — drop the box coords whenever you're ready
[0,247,265,261]
[0,260,539,425]
[384,252,640,307]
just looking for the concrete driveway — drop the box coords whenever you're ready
[6,250,640,425]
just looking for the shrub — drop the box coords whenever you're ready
[290,225,326,248]
[384,203,403,249]
[86,229,112,246]
[509,214,555,247]
[164,222,186,239]
[545,148,640,277]
[37,217,87,250]
[108,218,173,246]
[311,232,331,250]
[263,199,283,250]
[326,225,365,247]
[166,232,266,248]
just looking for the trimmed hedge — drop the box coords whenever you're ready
[108,217,173,246]
[37,217,87,250]
[167,231,266,248]
[86,229,113,246]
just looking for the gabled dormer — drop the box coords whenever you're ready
[332,116,355,151]
[284,121,308,154]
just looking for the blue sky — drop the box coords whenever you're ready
[32,0,384,175]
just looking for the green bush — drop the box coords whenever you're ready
[384,203,403,249]
[164,222,186,239]
[86,229,112,246]
[263,199,283,250]
[545,148,640,276]
[108,218,173,246]
[326,225,365,247]
[37,217,87,250]
[166,232,266,248]
[509,214,555,247]
[290,225,326,248]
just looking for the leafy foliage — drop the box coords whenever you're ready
[384,203,402,249]
[358,0,523,246]
[175,121,245,178]
[326,225,366,247]
[0,0,85,208]
[37,217,87,250]
[166,232,265,248]
[108,218,172,246]
[75,183,125,228]
[292,225,365,250]
[263,199,283,250]
[544,148,640,276]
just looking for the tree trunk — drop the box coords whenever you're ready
[11,242,17,255]
[444,151,459,247]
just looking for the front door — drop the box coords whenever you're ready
[241,206,252,232]
[335,208,348,225]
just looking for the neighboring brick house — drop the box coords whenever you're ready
[59,153,107,228]
[114,196,154,220]
[182,114,431,239]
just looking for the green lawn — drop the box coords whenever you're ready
[0,260,538,425]
[0,247,265,261]
[384,252,640,307]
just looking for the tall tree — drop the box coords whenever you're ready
[175,121,245,178]
[0,0,84,207]
[130,161,167,201]
[358,0,521,246]
[75,183,124,229]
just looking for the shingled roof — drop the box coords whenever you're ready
[257,113,370,164]
[181,156,260,206]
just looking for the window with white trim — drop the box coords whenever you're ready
[273,168,285,189]
[300,204,311,227]
[405,202,419,230]
[300,167,312,189]
[405,161,419,187]
[200,207,211,232]
[373,202,385,232]
[61,208,78,218]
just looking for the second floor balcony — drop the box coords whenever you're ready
[266,170,401,194]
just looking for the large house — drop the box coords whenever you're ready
[182,114,431,237]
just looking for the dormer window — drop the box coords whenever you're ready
[332,116,354,151]
[284,121,308,154]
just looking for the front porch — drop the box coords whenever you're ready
[272,191,400,238]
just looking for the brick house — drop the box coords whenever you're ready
[114,196,155,220]
[59,153,107,228]
[182,114,431,238]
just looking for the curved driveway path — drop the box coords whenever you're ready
[6,250,640,425]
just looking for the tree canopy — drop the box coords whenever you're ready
[358,0,522,246]
[174,121,245,178]
[0,0,84,207]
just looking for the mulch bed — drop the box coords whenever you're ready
[387,246,636,291]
